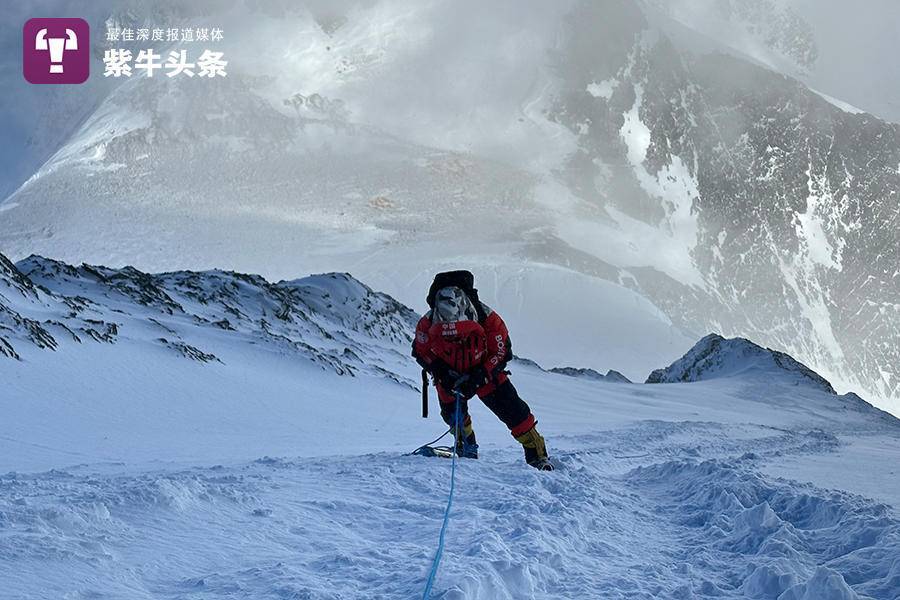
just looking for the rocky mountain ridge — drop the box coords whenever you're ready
[2,252,419,386]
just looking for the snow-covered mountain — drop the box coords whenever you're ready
[3,252,418,386]
[1,0,898,415]
[2,252,900,598]
[646,333,836,393]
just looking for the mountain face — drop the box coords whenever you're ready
[547,0,900,408]
[3,252,419,387]
[0,0,897,413]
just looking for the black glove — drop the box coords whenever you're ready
[429,360,490,397]
[427,359,458,391]
[454,365,489,398]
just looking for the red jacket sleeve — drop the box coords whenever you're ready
[412,315,434,367]
[482,311,511,373]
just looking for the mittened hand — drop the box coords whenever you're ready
[432,362,463,393]
[439,371,460,392]
[454,365,489,397]
[427,359,454,388]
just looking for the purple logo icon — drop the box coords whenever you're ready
[23,18,90,84]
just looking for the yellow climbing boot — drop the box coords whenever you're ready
[515,427,554,471]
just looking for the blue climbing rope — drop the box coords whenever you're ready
[421,390,462,599]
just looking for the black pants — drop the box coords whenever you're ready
[439,380,534,435]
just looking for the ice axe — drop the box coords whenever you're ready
[421,369,429,418]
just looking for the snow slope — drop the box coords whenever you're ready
[2,253,899,599]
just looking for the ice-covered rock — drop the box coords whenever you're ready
[0,254,58,359]
[277,272,418,346]
[0,253,37,301]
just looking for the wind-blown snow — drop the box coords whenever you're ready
[809,89,866,116]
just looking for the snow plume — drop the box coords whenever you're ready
[642,0,819,74]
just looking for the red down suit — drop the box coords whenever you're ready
[412,305,537,438]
